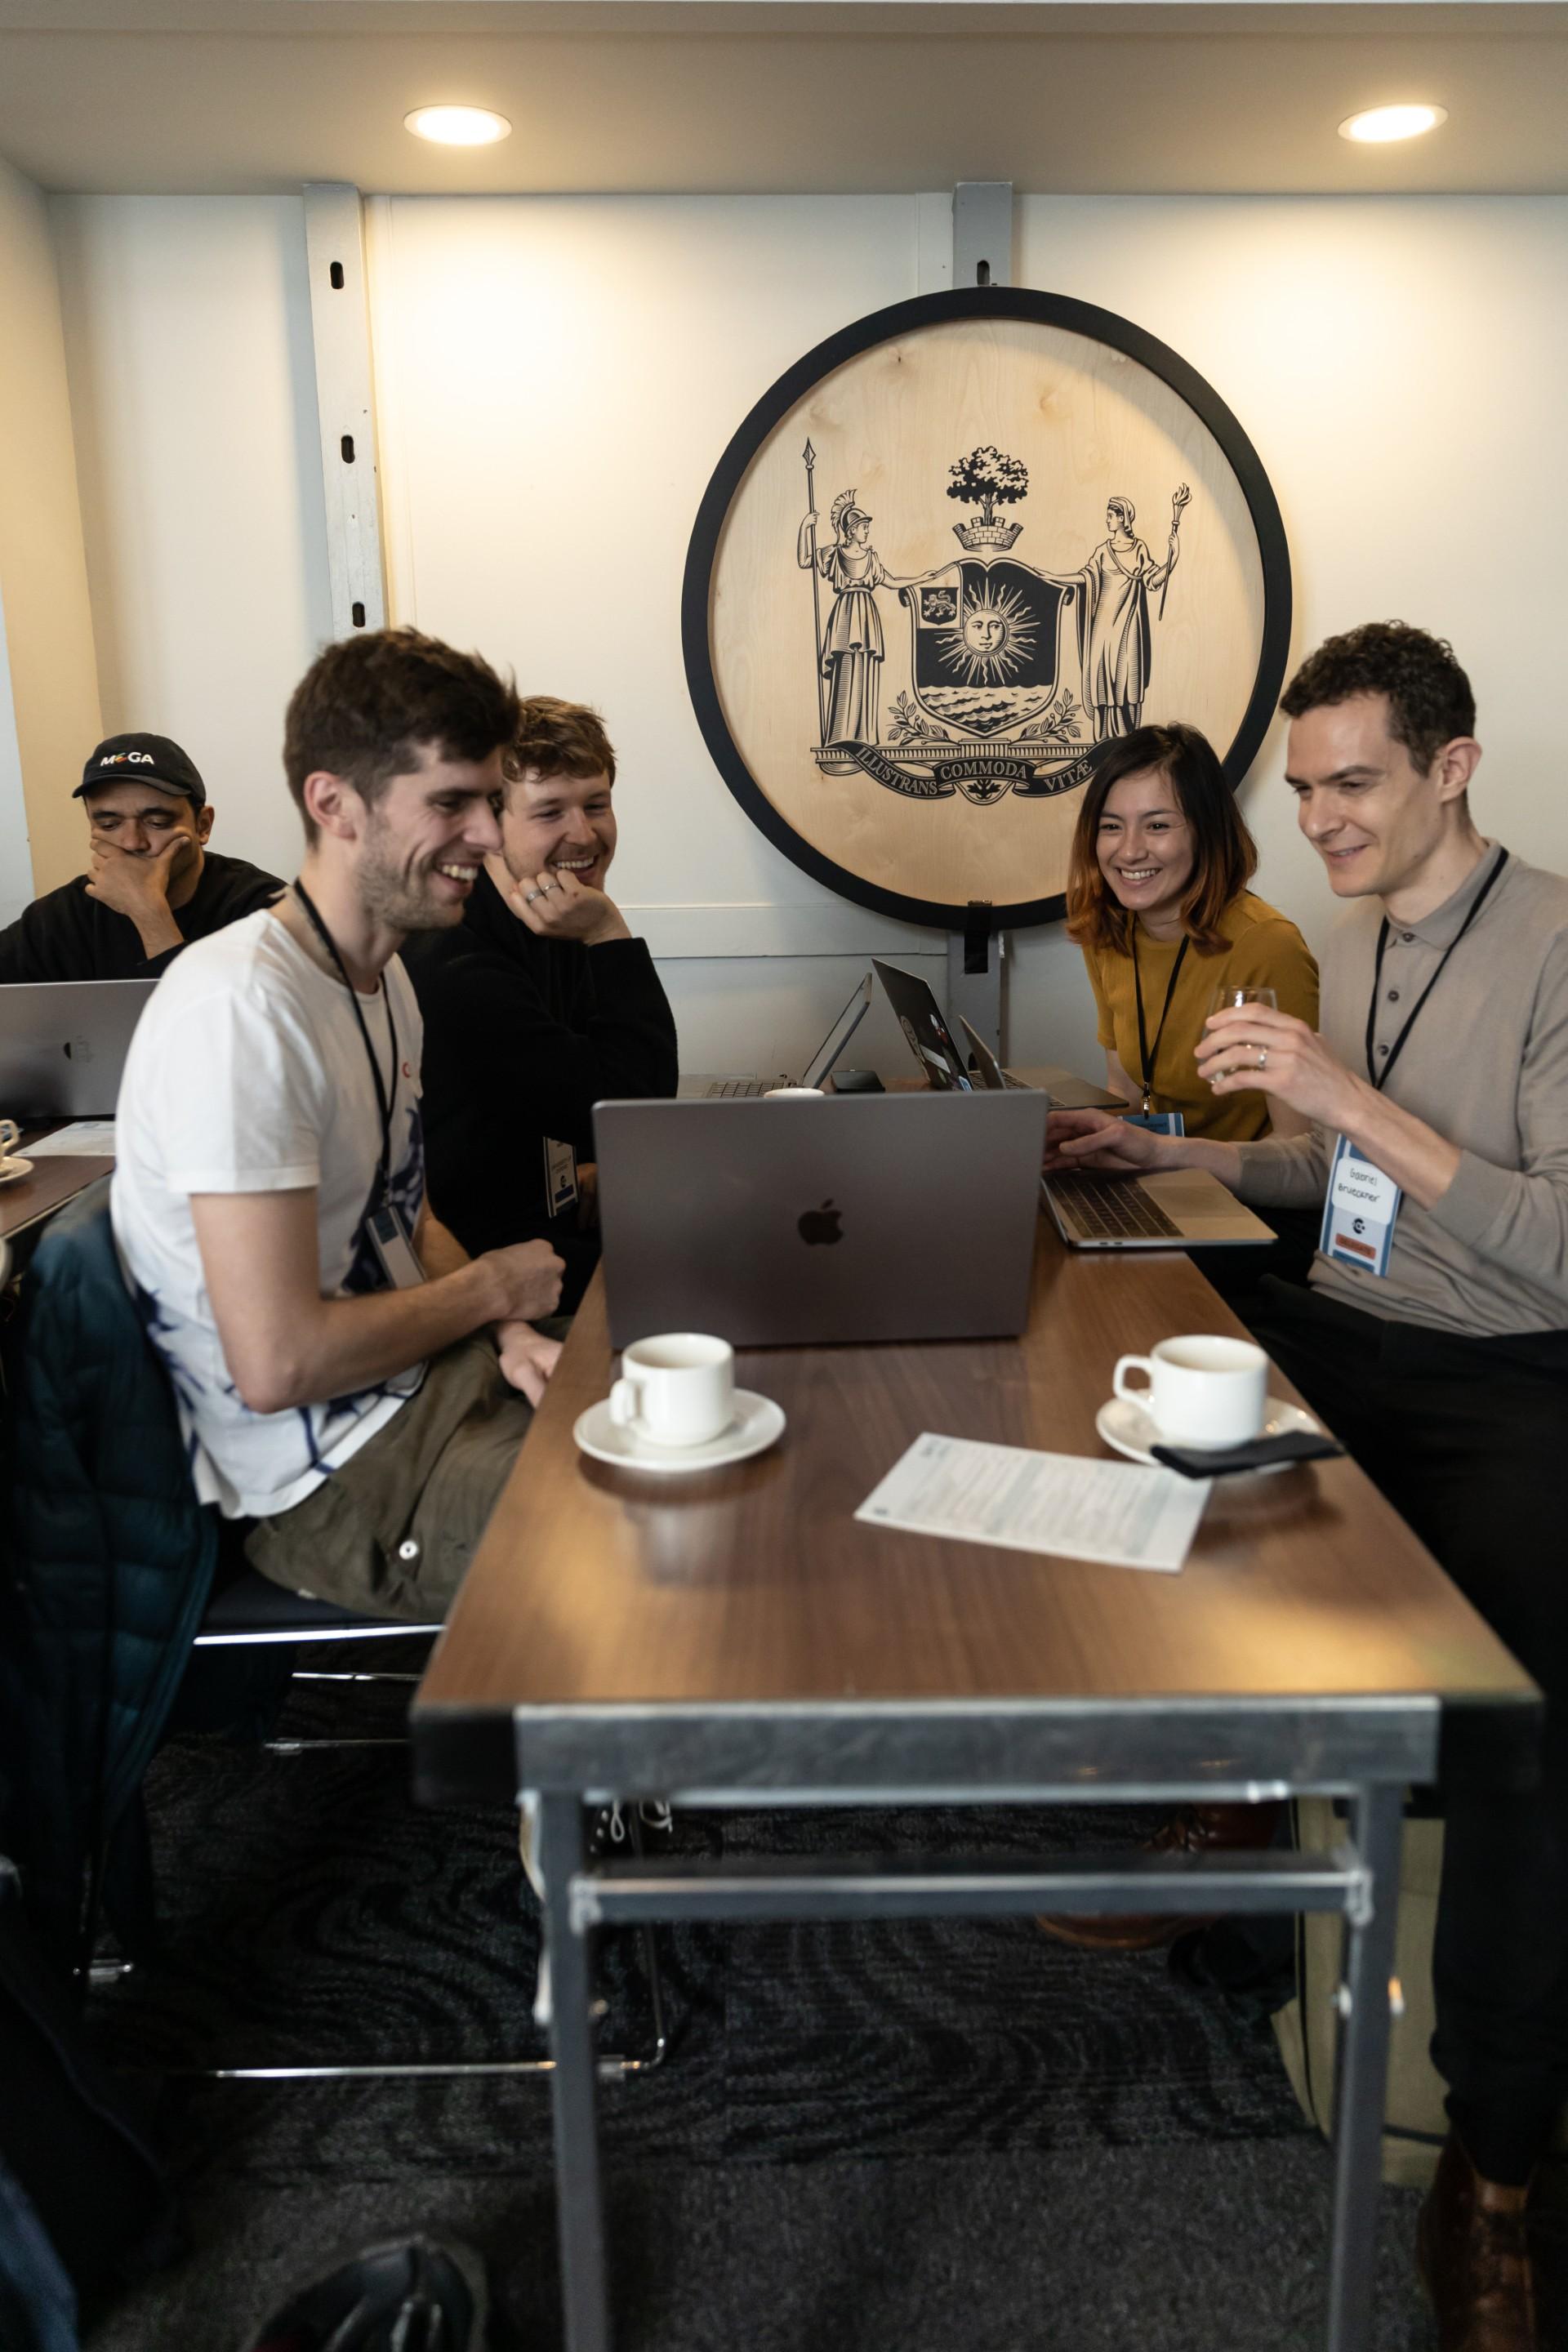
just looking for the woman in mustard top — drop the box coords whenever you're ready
[1066,722,1318,1141]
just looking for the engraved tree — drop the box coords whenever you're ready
[947,446,1030,549]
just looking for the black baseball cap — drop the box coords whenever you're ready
[74,732,207,809]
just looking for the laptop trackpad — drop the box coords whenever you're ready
[1143,1169,1271,1240]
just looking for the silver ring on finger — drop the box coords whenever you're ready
[523,888,541,905]
[1258,1045,1268,1071]
[540,880,557,896]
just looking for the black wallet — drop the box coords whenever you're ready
[1150,1430,1345,1480]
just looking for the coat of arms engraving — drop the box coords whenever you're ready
[795,441,1190,808]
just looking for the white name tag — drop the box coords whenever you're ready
[1321,1134,1401,1277]
[364,1199,425,1290]
[544,1135,580,1215]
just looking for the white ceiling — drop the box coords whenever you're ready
[0,2,1564,197]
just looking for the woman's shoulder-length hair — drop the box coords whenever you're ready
[1064,722,1258,957]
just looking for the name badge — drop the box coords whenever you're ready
[1321,1134,1401,1277]
[544,1135,580,1215]
[1123,1111,1186,1138]
[365,1199,425,1291]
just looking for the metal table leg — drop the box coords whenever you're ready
[538,1791,612,2352]
[1323,1781,1405,2352]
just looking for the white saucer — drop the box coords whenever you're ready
[0,1156,33,1187]
[573,1388,786,1474]
[1096,1393,1321,1472]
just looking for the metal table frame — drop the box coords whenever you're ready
[523,1691,1435,2352]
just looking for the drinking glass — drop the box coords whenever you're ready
[1204,984,1277,1085]
[1206,984,1278,1019]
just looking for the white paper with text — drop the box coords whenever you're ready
[855,1432,1209,1575]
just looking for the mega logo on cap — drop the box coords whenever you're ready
[99,751,155,767]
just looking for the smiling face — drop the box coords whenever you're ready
[352,742,506,933]
[1285,693,1468,902]
[497,765,617,893]
[1094,765,1196,932]
[84,778,212,892]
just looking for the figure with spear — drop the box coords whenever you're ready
[796,454,930,751]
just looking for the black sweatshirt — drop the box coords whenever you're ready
[0,852,284,985]
[403,868,679,1308]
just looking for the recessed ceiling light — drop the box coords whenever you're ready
[1339,104,1447,145]
[404,106,512,148]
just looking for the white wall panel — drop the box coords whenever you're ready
[51,194,332,887]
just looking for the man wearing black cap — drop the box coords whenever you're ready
[0,731,283,985]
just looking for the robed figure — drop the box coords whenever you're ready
[1054,489,1189,741]
[797,492,909,747]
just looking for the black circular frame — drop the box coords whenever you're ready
[681,285,1293,933]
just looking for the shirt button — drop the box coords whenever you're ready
[1378,1043,1389,1057]
[1388,990,1401,1003]
[398,1537,421,1561]
[1402,933,1414,943]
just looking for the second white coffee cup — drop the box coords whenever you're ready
[1111,1334,1267,1450]
[609,1332,735,1447]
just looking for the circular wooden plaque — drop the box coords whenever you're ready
[683,288,1291,931]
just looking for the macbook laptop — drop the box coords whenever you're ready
[594,1090,1048,1347]
[0,978,157,1118]
[956,1016,1123,1111]
[1043,1167,1275,1250]
[872,960,1123,1111]
[678,973,872,1099]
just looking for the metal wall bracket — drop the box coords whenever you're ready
[302,183,387,641]
[947,184,1015,1062]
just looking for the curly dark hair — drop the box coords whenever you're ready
[283,627,519,841]
[1280,621,1476,773]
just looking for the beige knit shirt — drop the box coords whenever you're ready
[1233,845,1568,1336]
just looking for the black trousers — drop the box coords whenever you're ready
[1249,1277,1568,2170]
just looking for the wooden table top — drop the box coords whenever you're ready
[0,1146,114,1244]
[414,1222,1535,1793]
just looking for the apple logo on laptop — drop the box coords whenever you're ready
[797,1199,843,1247]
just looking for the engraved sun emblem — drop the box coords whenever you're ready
[937,581,1039,687]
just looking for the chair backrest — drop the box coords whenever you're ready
[1,1183,218,1964]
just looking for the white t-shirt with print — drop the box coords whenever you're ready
[111,907,428,1520]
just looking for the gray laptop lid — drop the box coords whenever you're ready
[678,972,872,1098]
[0,979,158,1117]
[595,1091,1047,1348]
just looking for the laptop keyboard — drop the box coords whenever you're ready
[1052,1173,1183,1242]
[705,1078,768,1098]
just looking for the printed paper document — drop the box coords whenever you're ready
[855,1432,1209,1575]
[24,1120,117,1158]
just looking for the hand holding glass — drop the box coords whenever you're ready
[1204,985,1276,1085]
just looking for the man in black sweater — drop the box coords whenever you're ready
[404,698,678,1311]
[0,732,283,985]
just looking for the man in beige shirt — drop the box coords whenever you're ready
[1052,621,1568,2352]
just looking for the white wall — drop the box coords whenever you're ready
[0,154,101,906]
[51,194,332,889]
[47,189,1568,1080]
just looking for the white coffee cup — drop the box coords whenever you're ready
[0,1118,20,1167]
[609,1332,735,1448]
[1112,1334,1267,1450]
[762,1086,824,1099]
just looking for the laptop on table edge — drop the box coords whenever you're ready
[872,960,1124,1111]
[677,972,872,1098]
[0,978,156,1120]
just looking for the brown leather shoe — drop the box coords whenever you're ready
[1418,2132,1539,2350]
[1036,1802,1283,1953]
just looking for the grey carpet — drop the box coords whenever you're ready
[76,1646,1555,2350]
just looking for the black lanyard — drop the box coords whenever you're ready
[1130,932,1189,1115]
[292,880,399,1205]
[1364,848,1507,1093]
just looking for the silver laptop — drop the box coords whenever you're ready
[0,978,157,1117]
[678,973,872,1099]
[595,1090,1048,1347]
[1043,1167,1275,1250]
[956,1015,1123,1111]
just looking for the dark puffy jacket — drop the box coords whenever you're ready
[0,1183,216,1969]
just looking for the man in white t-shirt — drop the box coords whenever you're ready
[113,627,565,1619]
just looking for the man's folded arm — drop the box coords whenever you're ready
[190,1188,555,1415]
